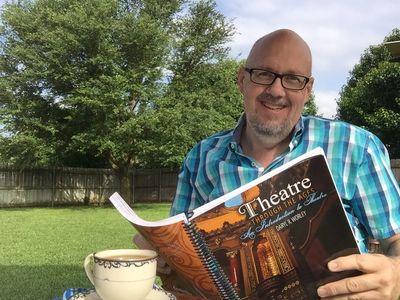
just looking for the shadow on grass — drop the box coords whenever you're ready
[0,264,91,300]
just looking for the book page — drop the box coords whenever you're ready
[109,192,187,226]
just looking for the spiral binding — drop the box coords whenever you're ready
[184,220,241,300]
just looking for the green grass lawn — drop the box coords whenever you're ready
[0,203,171,300]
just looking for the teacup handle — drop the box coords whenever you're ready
[84,253,95,285]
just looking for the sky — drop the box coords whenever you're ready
[1,0,399,117]
[215,0,399,118]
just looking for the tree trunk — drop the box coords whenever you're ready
[118,166,133,205]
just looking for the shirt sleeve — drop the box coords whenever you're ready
[352,133,400,240]
[170,146,205,216]
[170,162,192,216]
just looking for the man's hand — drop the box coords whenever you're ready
[317,253,400,299]
[133,233,171,275]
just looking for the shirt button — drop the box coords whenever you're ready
[251,162,256,167]
[230,143,235,149]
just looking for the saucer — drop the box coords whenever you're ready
[69,285,177,300]
[144,285,177,300]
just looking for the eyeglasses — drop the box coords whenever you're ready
[244,67,310,90]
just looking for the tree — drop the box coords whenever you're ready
[304,91,318,116]
[0,0,235,202]
[336,28,400,158]
[142,59,243,167]
[130,0,239,168]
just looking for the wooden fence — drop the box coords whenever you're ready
[0,160,400,208]
[391,159,400,184]
[0,167,178,207]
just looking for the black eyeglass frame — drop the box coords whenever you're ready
[244,67,310,90]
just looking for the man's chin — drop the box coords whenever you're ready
[247,114,293,143]
[254,121,288,136]
[254,124,291,143]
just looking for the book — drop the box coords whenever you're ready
[109,147,361,300]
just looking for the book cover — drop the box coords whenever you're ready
[109,147,360,300]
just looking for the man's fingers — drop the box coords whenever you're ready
[157,263,172,275]
[318,290,385,300]
[317,273,378,297]
[133,233,155,250]
[318,254,399,299]
[327,254,383,273]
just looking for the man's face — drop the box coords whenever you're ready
[238,37,314,145]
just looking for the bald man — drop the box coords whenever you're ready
[152,29,400,299]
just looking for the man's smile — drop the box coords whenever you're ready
[259,99,288,111]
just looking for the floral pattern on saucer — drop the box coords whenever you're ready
[147,285,177,300]
[68,288,96,300]
[68,285,177,300]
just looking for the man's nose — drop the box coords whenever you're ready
[266,77,286,97]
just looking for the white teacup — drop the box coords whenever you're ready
[84,249,158,300]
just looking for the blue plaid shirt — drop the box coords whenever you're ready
[171,114,400,253]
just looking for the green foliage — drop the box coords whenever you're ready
[0,0,236,174]
[336,28,400,158]
[141,59,242,167]
[170,0,234,77]
[304,91,318,116]
[0,0,167,166]
[124,0,238,168]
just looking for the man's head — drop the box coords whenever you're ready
[237,29,314,147]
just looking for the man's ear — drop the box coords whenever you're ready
[237,66,246,94]
[305,77,314,101]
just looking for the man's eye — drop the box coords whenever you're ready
[285,75,302,83]
[257,72,274,78]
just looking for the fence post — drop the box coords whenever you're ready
[131,169,135,203]
[158,169,162,202]
[51,167,56,207]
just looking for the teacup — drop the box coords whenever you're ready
[84,249,158,300]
